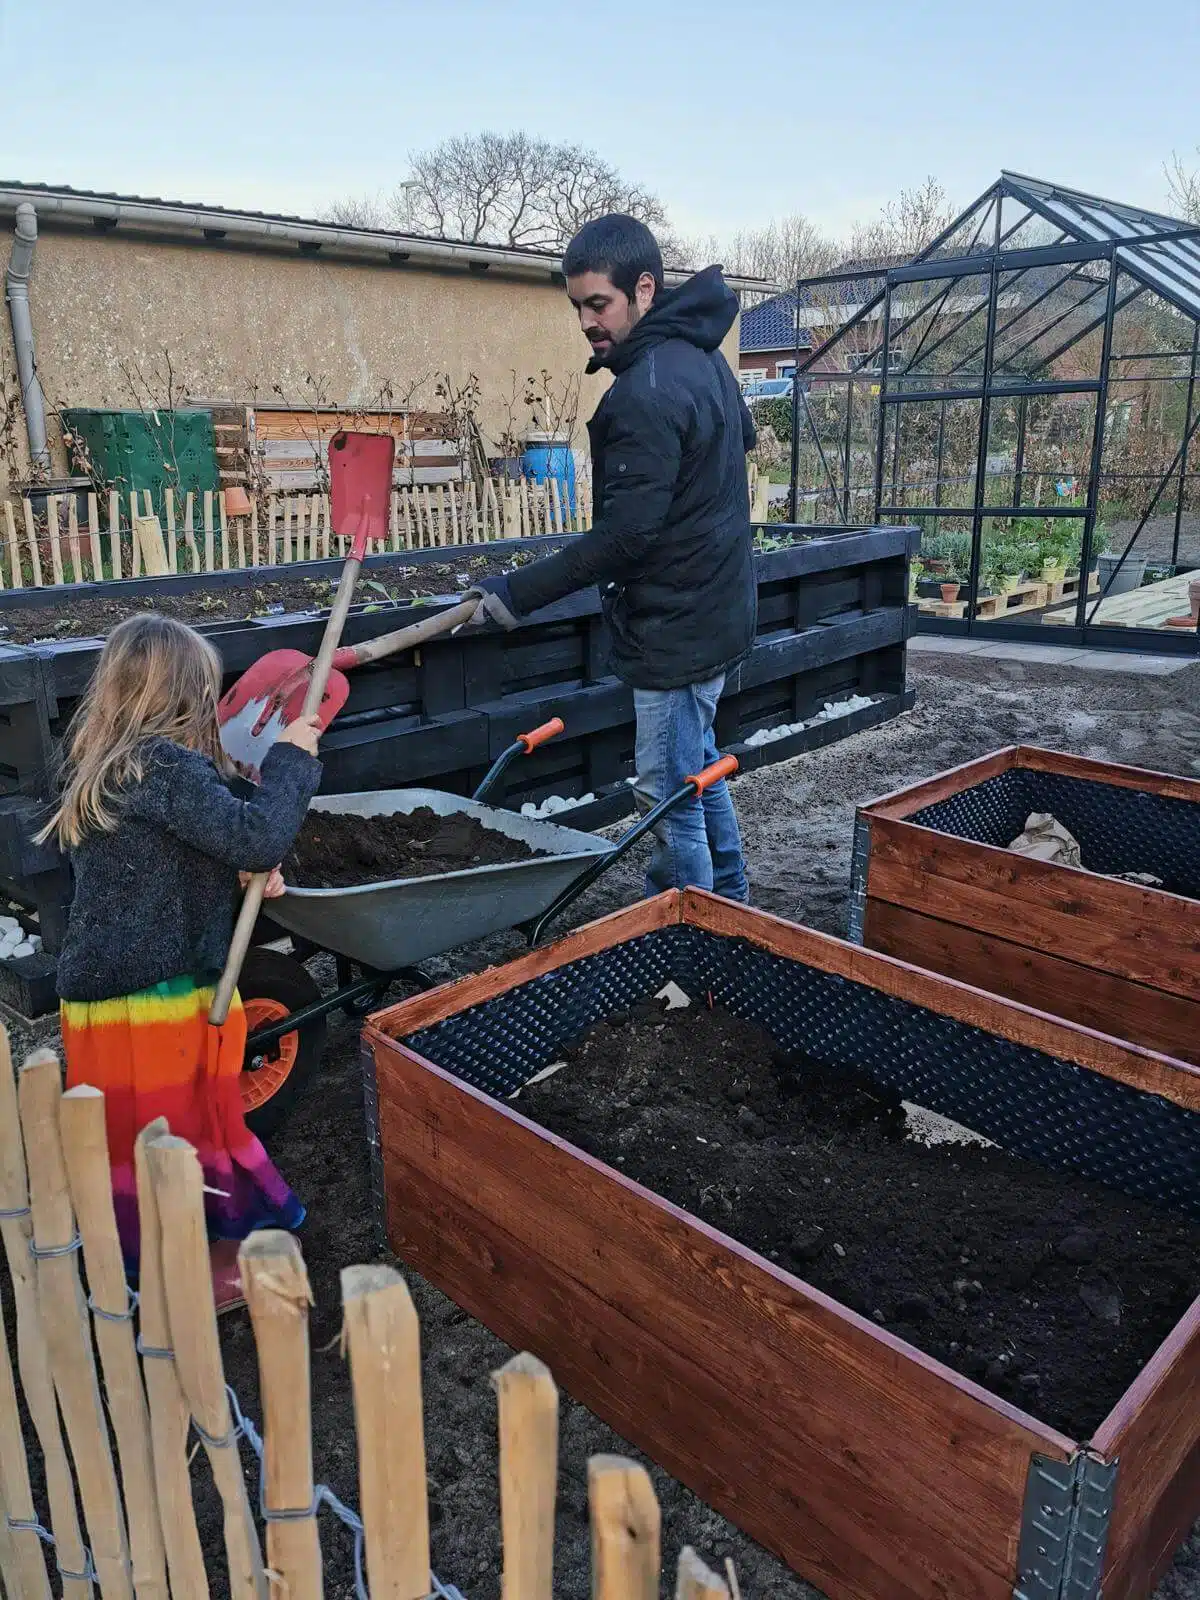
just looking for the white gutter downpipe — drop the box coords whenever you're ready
[5,202,49,470]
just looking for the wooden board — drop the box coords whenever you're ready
[1093,1297,1200,1598]
[365,892,1200,1600]
[864,814,1200,1005]
[1043,567,1195,630]
[862,744,1200,818]
[864,897,1200,1067]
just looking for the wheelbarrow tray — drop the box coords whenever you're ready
[268,788,613,969]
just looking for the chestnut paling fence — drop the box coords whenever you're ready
[0,1030,739,1600]
[0,462,776,594]
[0,479,597,590]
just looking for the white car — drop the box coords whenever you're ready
[742,377,794,403]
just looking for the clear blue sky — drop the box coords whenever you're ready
[2,0,1197,240]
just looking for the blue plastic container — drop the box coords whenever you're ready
[521,432,576,515]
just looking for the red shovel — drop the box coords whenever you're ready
[219,599,478,779]
[211,430,396,1025]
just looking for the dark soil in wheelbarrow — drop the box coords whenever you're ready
[518,997,1200,1441]
[285,806,546,887]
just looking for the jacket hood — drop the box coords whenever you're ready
[590,265,739,376]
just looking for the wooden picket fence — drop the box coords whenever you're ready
[0,1031,739,1600]
[0,477,595,591]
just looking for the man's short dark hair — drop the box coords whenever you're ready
[562,214,664,300]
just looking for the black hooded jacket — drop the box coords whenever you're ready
[505,266,758,690]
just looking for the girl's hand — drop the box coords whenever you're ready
[239,867,286,899]
[276,714,322,756]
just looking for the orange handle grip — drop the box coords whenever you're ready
[518,717,565,752]
[685,755,738,793]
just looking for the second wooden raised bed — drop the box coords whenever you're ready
[363,890,1200,1600]
[850,746,1200,1064]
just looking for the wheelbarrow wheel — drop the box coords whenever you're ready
[238,948,326,1138]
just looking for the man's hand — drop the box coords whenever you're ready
[463,574,521,631]
[240,867,286,899]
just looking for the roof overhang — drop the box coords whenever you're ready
[0,182,766,293]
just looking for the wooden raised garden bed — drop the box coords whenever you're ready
[363,890,1200,1600]
[850,745,1200,1065]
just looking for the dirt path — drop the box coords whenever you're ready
[5,648,1199,1598]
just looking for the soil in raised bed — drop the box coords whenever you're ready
[0,549,551,644]
[285,807,546,887]
[518,996,1200,1440]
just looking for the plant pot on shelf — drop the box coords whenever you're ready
[940,582,961,604]
[1041,562,1067,585]
[917,578,942,599]
[998,575,1021,596]
[1097,553,1148,597]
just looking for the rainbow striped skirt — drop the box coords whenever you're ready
[61,975,304,1272]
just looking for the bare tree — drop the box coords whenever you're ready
[325,132,673,252]
[1166,149,1200,224]
[845,177,958,263]
[324,193,389,229]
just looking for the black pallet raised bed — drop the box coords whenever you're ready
[0,526,916,1005]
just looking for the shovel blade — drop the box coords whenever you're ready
[219,658,349,780]
[330,431,395,556]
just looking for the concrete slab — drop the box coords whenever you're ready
[907,636,990,654]
[1068,651,1195,675]
[968,643,1088,665]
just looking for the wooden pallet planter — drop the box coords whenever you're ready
[917,578,1048,621]
[1045,568,1100,606]
[0,527,917,997]
[364,889,1200,1600]
[0,1030,734,1600]
[851,745,1200,1065]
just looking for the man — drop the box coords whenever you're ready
[466,213,756,901]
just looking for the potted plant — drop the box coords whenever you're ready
[983,545,1020,598]
[1091,522,1148,596]
[1040,530,1068,586]
[939,562,961,604]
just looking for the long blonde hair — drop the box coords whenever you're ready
[41,613,230,849]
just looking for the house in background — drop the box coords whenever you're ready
[0,182,760,491]
[737,293,813,385]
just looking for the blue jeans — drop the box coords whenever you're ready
[633,674,749,902]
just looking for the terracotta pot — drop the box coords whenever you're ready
[940,582,960,603]
[224,486,253,518]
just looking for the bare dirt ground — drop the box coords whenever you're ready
[7,647,1200,1598]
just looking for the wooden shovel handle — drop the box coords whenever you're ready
[210,554,364,1026]
[336,598,479,669]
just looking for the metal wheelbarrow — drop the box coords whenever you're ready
[237,717,737,1133]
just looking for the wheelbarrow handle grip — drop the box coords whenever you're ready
[521,751,738,946]
[685,755,738,793]
[518,717,565,752]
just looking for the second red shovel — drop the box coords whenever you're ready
[210,430,394,1024]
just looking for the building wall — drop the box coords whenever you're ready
[739,346,808,379]
[0,223,740,484]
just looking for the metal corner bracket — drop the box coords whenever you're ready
[357,1037,389,1255]
[1015,1450,1118,1600]
[847,810,871,944]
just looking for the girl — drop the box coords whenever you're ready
[42,612,322,1308]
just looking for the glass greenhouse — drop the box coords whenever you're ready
[787,173,1200,648]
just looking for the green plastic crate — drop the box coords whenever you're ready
[60,408,219,519]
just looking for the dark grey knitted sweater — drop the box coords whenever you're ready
[56,737,322,1003]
